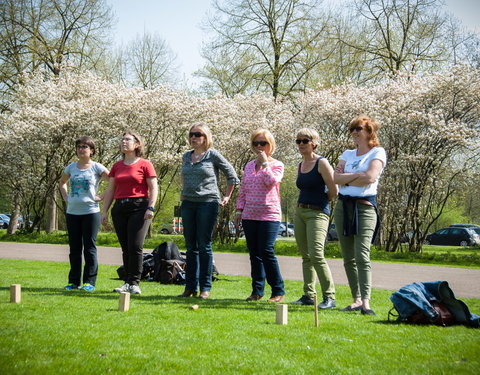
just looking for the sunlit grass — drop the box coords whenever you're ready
[1,258,479,374]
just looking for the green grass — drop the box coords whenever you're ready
[2,229,480,268]
[1,258,479,374]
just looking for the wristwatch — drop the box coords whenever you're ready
[147,206,155,212]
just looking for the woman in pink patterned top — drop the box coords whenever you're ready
[234,129,285,303]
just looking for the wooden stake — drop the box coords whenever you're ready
[314,295,318,327]
[118,292,130,312]
[276,304,288,325]
[10,284,21,303]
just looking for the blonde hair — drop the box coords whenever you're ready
[296,128,319,150]
[189,123,213,149]
[348,115,380,148]
[250,128,276,156]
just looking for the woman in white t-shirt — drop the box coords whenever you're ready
[333,116,387,316]
[59,136,109,292]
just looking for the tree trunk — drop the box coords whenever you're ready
[7,194,21,234]
[46,190,57,233]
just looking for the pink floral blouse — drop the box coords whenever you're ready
[236,159,284,222]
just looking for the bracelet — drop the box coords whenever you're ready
[261,161,268,166]
[147,206,155,212]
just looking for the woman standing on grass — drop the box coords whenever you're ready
[102,131,158,295]
[59,136,109,292]
[333,116,386,316]
[178,123,239,300]
[290,128,338,309]
[234,129,286,303]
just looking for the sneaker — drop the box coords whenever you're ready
[114,283,130,293]
[129,285,142,294]
[79,283,95,292]
[64,283,79,290]
[291,295,315,305]
[318,297,336,309]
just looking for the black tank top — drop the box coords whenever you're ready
[296,157,330,215]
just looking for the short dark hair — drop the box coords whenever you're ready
[75,136,96,156]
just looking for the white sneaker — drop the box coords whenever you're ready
[114,283,130,293]
[129,285,142,294]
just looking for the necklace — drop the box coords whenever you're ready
[192,152,205,162]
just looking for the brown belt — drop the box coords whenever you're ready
[297,203,323,211]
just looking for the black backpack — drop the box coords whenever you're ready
[158,259,186,285]
[116,253,155,281]
[152,242,185,283]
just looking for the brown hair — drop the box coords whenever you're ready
[75,136,96,156]
[348,115,380,148]
[122,130,145,158]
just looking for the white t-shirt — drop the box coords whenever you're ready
[338,147,387,197]
[64,161,107,215]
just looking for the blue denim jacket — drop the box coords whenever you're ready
[390,281,479,327]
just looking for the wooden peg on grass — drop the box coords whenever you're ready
[10,284,21,303]
[276,304,288,325]
[118,292,130,312]
[314,295,318,327]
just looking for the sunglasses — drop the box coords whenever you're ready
[252,141,269,147]
[349,126,365,133]
[295,139,310,145]
[77,145,90,149]
[189,132,205,138]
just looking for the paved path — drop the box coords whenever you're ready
[1,242,479,298]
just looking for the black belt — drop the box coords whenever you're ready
[297,202,324,211]
[117,197,148,204]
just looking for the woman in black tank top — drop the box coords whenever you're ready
[290,128,338,309]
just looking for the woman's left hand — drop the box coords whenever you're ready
[144,210,154,220]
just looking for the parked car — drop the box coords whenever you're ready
[160,220,183,234]
[0,214,10,229]
[228,221,244,237]
[449,224,480,229]
[278,223,294,237]
[327,222,338,241]
[425,227,480,246]
[5,214,32,229]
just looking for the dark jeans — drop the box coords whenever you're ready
[66,212,101,286]
[181,200,219,292]
[242,219,285,297]
[111,198,151,286]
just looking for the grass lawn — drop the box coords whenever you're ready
[1,259,479,374]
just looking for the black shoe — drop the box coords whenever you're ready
[361,308,376,316]
[318,297,336,309]
[340,305,362,312]
[290,295,315,305]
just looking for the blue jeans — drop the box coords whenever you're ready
[66,212,100,286]
[242,220,285,297]
[181,200,219,292]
